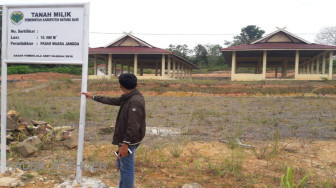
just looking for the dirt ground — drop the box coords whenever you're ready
[2,73,336,187]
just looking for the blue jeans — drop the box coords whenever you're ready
[116,144,139,188]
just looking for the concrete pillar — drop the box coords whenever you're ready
[262,51,267,79]
[322,53,326,74]
[105,58,108,75]
[231,51,237,80]
[177,62,180,79]
[294,50,299,79]
[121,64,124,74]
[168,55,171,78]
[282,60,287,78]
[329,51,334,80]
[140,66,143,76]
[172,58,176,78]
[161,54,165,77]
[316,56,320,74]
[311,60,314,74]
[93,55,97,75]
[134,54,138,75]
[275,67,278,78]
[108,54,112,76]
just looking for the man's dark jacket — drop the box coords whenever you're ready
[93,89,146,145]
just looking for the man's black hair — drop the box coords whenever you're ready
[118,74,137,90]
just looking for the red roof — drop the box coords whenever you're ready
[89,47,172,54]
[221,43,336,51]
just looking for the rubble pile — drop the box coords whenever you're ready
[5,110,78,158]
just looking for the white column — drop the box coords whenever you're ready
[108,54,112,76]
[295,50,299,79]
[307,62,310,74]
[231,51,237,80]
[311,60,314,74]
[161,54,165,77]
[177,62,180,79]
[262,51,267,79]
[172,58,176,78]
[329,51,334,80]
[167,55,171,78]
[134,54,138,75]
[94,55,97,75]
[322,53,326,74]
[316,56,320,74]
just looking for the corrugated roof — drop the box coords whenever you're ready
[221,43,336,51]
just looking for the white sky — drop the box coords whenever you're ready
[2,0,336,49]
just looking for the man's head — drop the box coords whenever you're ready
[118,74,138,93]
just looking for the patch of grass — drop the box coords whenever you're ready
[168,142,184,158]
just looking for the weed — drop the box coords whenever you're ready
[169,143,184,158]
[280,167,311,188]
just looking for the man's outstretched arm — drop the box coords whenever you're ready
[82,92,121,106]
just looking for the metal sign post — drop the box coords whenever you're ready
[1,3,90,182]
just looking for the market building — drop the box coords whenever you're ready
[89,33,199,79]
[221,28,336,81]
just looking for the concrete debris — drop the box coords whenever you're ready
[7,110,20,122]
[45,124,53,130]
[36,125,48,135]
[7,116,19,130]
[182,183,202,188]
[6,133,14,141]
[63,132,78,149]
[0,177,22,187]
[53,126,73,132]
[221,138,254,148]
[31,120,48,126]
[22,136,41,146]
[18,117,34,127]
[146,127,180,136]
[16,142,38,157]
[56,177,110,188]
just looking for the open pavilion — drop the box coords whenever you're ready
[221,28,336,81]
[88,33,199,79]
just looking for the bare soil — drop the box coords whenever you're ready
[2,73,336,187]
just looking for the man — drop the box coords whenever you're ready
[82,74,146,188]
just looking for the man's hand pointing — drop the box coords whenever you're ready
[82,92,93,99]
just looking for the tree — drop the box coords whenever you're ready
[206,44,225,66]
[315,26,336,45]
[167,44,192,60]
[225,25,265,46]
[193,44,208,65]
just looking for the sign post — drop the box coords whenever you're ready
[1,3,90,181]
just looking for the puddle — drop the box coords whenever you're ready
[146,127,180,136]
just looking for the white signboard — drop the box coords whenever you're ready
[4,5,85,64]
[1,3,89,182]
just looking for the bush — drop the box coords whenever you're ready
[0,65,82,75]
